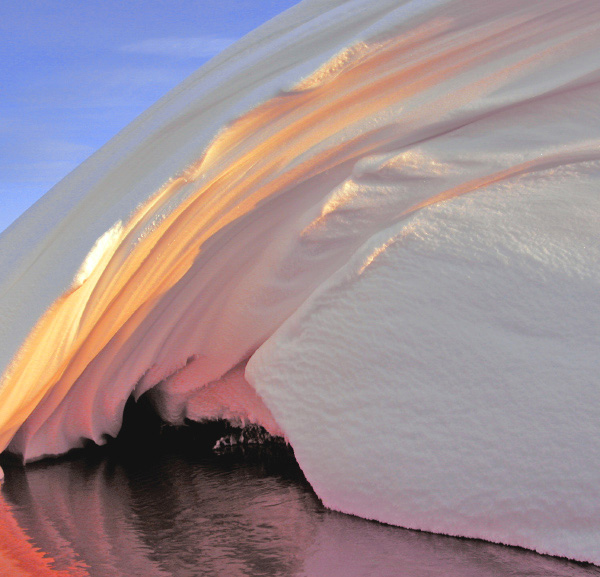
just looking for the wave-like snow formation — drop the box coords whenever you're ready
[1,0,599,564]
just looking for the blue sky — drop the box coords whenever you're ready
[1,0,300,232]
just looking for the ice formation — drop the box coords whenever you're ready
[1,0,599,565]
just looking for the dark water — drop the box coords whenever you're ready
[1,440,599,577]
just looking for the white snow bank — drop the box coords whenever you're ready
[1,0,599,564]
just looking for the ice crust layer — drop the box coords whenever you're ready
[1,0,599,564]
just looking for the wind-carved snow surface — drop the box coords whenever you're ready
[0,0,599,564]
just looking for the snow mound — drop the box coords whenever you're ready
[1,0,599,564]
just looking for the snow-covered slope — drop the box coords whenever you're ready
[1,0,599,564]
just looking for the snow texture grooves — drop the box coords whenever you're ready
[0,0,599,564]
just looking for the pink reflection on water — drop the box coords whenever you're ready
[0,494,89,576]
[2,452,599,577]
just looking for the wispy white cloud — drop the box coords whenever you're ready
[120,36,237,59]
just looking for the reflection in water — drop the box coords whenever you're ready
[1,446,599,577]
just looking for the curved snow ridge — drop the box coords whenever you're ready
[1,0,600,565]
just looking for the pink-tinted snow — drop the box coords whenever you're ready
[0,0,599,565]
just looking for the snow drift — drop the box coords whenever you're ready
[1,0,599,564]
